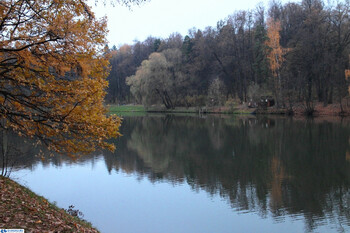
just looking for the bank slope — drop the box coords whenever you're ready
[0,176,99,233]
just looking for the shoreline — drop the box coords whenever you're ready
[107,102,350,117]
[0,176,99,233]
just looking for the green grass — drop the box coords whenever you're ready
[146,106,199,113]
[232,109,256,114]
[108,105,146,113]
[107,104,256,115]
[111,111,148,117]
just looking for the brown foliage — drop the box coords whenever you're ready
[0,0,122,155]
[0,177,99,232]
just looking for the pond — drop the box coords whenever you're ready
[7,114,350,233]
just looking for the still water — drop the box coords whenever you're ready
[7,114,350,233]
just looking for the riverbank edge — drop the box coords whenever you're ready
[0,176,99,233]
[107,103,350,117]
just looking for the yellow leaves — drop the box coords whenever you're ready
[266,18,285,78]
[0,0,121,155]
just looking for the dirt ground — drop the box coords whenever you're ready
[0,177,99,233]
[288,102,350,116]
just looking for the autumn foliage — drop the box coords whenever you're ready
[0,0,121,155]
[266,18,284,79]
[265,18,287,106]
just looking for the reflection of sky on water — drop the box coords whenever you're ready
[12,158,308,233]
[7,115,350,233]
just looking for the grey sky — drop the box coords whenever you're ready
[90,0,293,46]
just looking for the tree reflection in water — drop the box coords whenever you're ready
[3,115,350,231]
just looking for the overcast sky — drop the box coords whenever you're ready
[89,0,294,47]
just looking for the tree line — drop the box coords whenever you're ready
[0,0,152,155]
[106,0,350,113]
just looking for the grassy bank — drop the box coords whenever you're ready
[0,176,99,233]
[107,104,255,115]
[108,105,147,116]
[107,103,350,116]
[108,105,146,113]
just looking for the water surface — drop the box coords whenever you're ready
[7,115,350,233]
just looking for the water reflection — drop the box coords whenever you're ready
[4,115,350,232]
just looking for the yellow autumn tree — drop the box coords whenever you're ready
[0,0,123,156]
[265,18,285,107]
